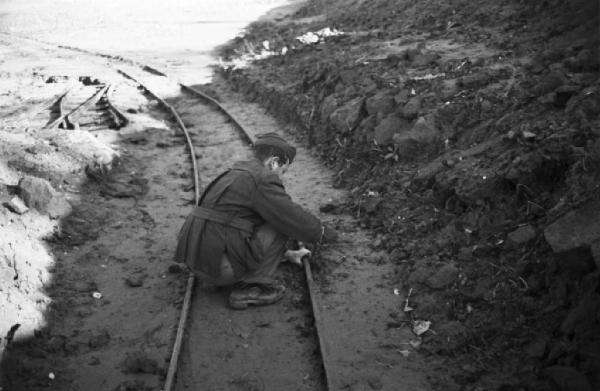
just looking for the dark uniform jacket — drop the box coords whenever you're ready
[175,160,322,280]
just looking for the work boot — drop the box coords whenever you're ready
[228,283,286,310]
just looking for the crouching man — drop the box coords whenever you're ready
[174,133,336,309]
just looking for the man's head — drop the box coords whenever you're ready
[254,133,296,176]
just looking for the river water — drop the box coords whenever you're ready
[0,0,297,83]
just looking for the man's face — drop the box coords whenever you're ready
[268,157,290,177]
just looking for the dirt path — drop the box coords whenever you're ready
[176,80,432,390]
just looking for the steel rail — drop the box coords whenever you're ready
[105,84,130,129]
[119,70,331,391]
[116,70,200,391]
[20,87,73,120]
[180,83,335,388]
[303,258,334,391]
[179,84,253,146]
[116,70,200,206]
[45,84,110,129]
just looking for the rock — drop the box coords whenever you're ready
[18,175,71,219]
[408,259,432,285]
[426,262,459,289]
[167,263,185,274]
[457,246,474,262]
[390,248,409,262]
[4,196,29,214]
[532,72,565,96]
[320,94,339,120]
[565,48,598,72]
[554,85,579,107]
[462,277,494,300]
[544,200,600,254]
[362,196,381,213]
[394,89,410,105]
[125,275,144,287]
[319,198,342,213]
[507,225,537,244]
[401,96,421,119]
[361,77,379,94]
[560,294,600,335]
[525,336,548,358]
[365,91,396,115]
[329,97,365,134]
[459,72,490,89]
[373,115,411,145]
[414,293,443,319]
[393,115,441,153]
[544,366,592,391]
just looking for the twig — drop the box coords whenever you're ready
[518,276,529,291]
[404,288,413,312]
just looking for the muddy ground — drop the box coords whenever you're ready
[1,0,599,390]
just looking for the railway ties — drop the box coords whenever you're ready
[20,80,129,132]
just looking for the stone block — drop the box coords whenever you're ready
[401,96,422,119]
[426,262,459,289]
[544,366,592,391]
[329,97,364,134]
[544,200,600,253]
[393,115,441,153]
[18,175,72,219]
[507,225,537,244]
[373,115,411,145]
[365,91,395,116]
[5,196,29,214]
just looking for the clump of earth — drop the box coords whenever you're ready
[218,0,599,389]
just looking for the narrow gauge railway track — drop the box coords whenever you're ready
[21,80,129,132]
[118,69,331,391]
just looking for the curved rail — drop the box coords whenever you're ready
[119,71,331,391]
[116,70,201,206]
[45,84,109,130]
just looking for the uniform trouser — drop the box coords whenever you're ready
[213,224,287,287]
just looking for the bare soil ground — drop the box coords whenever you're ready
[216,0,600,389]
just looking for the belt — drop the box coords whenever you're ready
[192,206,254,233]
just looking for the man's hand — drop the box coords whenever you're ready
[285,247,311,266]
[321,225,338,243]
